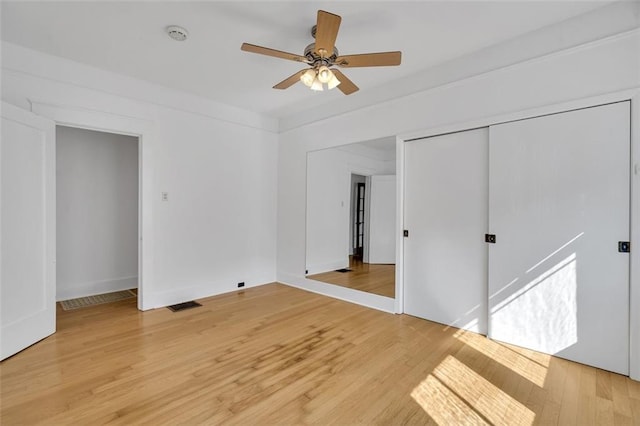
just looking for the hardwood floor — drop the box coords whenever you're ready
[1,283,639,425]
[307,256,395,298]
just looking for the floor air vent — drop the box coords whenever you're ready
[335,268,352,273]
[167,301,202,312]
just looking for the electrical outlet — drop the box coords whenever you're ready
[237,282,245,288]
[161,192,169,202]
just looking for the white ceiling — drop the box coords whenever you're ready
[1,1,611,120]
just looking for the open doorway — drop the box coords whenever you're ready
[55,125,139,310]
[350,174,367,261]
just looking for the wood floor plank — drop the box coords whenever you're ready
[597,368,614,400]
[307,256,395,297]
[576,394,597,426]
[1,283,639,425]
[629,397,640,423]
[537,400,561,426]
[628,378,640,399]
[596,395,615,425]
[557,361,581,426]
[611,371,633,419]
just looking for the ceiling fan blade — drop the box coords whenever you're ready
[335,51,402,67]
[331,69,359,95]
[314,10,341,57]
[273,69,308,90]
[241,43,308,63]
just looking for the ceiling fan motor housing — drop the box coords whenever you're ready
[304,43,339,66]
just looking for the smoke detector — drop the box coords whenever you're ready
[167,25,188,41]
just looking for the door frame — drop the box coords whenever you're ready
[30,100,155,311]
[352,179,366,260]
[347,166,375,265]
[397,88,640,380]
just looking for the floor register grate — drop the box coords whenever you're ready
[60,290,136,311]
[167,301,202,312]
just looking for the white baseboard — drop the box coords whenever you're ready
[57,276,138,301]
[305,259,349,275]
[140,274,275,310]
[277,272,396,314]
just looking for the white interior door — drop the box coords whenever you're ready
[404,128,489,334]
[488,102,630,375]
[1,102,56,360]
[368,175,396,264]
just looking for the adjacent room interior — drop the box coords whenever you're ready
[1,1,639,424]
[56,126,139,309]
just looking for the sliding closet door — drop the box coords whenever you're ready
[488,102,630,375]
[404,128,488,334]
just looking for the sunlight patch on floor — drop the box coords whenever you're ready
[435,355,535,425]
[411,374,489,425]
[500,342,552,368]
[454,330,548,387]
[412,355,536,425]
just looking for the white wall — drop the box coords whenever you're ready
[368,175,396,264]
[1,41,279,309]
[306,145,395,274]
[306,148,349,275]
[277,6,640,312]
[56,126,138,300]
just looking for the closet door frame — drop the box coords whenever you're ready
[397,89,640,381]
[30,100,155,311]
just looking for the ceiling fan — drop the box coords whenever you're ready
[241,10,402,95]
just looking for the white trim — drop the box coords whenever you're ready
[280,28,640,133]
[145,277,274,310]
[2,42,278,133]
[56,276,138,301]
[630,92,640,381]
[28,99,153,125]
[305,260,348,276]
[394,136,405,314]
[398,88,640,380]
[30,100,155,311]
[399,88,640,142]
[282,273,395,314]
[363,175,371,264]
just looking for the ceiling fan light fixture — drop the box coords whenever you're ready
[317,65,332,83]
[310,77,324,91]
[300,69,316,87]
[327,73,341,90]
